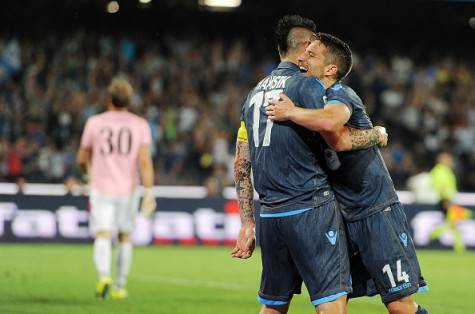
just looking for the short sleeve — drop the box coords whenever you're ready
[325,87,354,114]
[140,119,152,147]
[240,93,251,121]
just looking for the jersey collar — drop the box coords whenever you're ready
[329,81,343,90]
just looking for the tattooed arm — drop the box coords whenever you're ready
[233,141,255,223]
[348,127,387,149]
[230,130,256,259]
[266,93,387,152]
[321,126,388,152]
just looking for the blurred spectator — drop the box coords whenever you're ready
[6,139,23,181]
[15,176,25,194]
[0,33,474,191]
[205,176,222,198]
[64,176,83,196]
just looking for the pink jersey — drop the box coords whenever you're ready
[80,111,152,196]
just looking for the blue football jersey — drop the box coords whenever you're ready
[240,62,334,214]
[323,83,398,221]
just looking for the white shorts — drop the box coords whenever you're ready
[89,190,140,234]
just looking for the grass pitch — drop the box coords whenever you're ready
[0,245,473,314]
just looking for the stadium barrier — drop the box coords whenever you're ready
[0,184,474,249]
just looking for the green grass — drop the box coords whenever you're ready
[0,245,473,314]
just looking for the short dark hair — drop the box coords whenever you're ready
[316,32,353,80]
[275,15,317,56]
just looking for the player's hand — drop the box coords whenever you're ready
[375,126,388,147]
[140,187,156,218]
[230,220,256,259]
[266,93,295,121]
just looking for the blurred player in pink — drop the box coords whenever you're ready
[77,79,156,299]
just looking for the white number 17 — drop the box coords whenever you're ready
[249,89,283,147]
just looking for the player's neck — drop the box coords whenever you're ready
[321,77,337,89]
[108,105,128,112]
[280,56,299,66]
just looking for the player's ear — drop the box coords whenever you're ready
[325,64,338,77]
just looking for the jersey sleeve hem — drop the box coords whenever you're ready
[325,99,353,114]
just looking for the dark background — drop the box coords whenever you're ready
[2,0,475,57]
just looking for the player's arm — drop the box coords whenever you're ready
[138,146,154,189]
[286,104,385,152]
[267,93,349,132]
[77,120,93,174]
[230,121,256,260]
[321,125,388,152]
[76,148,91,173]
[138,146,157,217]
[266,93,387,151]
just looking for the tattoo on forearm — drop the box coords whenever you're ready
[348,127,379,150]
[233,141,254,221]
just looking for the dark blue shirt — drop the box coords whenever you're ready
[240,62,334,214]
[323,83,398,221]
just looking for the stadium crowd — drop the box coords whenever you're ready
[0,33,474,191]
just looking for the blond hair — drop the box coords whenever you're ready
[108,79,133,108]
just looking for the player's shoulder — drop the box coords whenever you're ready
[340,84,360,98]
[244,77,268,103]
[241,88,255,108]
[285,74,325,94]
[328,83,363,104]
[127,112,149,128]
[84,112,105,125]
[286,73,323,87]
